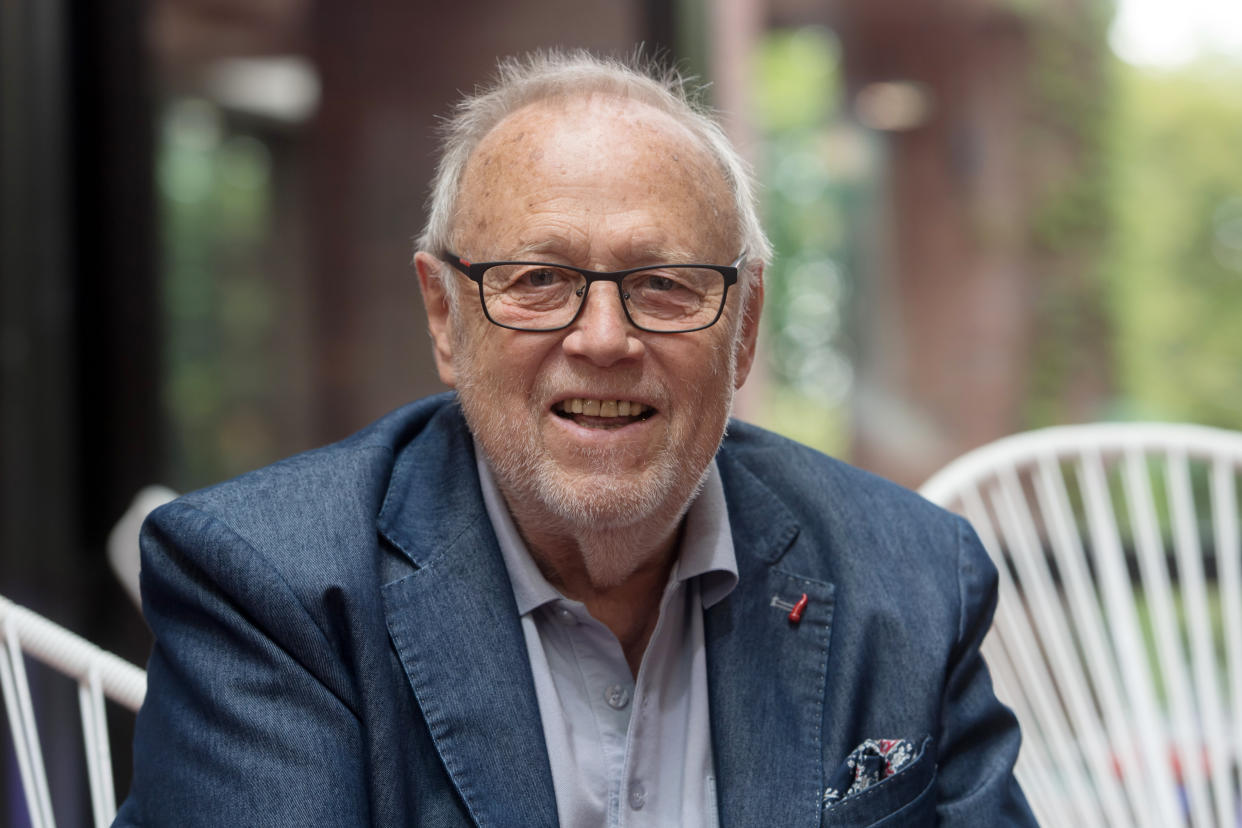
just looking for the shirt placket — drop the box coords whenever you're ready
[556,601,638,825]
[616,579,689,827]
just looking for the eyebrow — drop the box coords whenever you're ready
[511,239,578,260]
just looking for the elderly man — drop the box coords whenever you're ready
[118,52,1034,826]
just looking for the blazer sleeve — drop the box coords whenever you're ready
[114,500,370,826]
[933,517,1037,826]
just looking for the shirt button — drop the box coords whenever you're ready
[604,684,630,709]
[629,782,646,810]
[553,606,577,626]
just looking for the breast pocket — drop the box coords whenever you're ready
[821,736,936,828]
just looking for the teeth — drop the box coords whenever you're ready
[559,398,649,418]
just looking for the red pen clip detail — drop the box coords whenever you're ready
[788,593,809,624]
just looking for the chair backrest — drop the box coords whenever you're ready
[0,595,146,828]
[920,423,1242,828]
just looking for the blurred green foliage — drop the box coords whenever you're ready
[1108,61,1242,428]
[751,27,871,458]
[1022,6,1118,428]
[159,99,277,489]
[752,28,837,131]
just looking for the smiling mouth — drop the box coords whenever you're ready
[552,398,655,429]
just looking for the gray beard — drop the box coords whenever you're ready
[457,376,714,532]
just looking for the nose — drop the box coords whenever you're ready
[560,282,644,367]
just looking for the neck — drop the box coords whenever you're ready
[509,503,685,676]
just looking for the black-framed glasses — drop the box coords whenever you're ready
[442,252,743,333]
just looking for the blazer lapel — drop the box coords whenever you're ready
[377,407,558,827]
[708,453,837,828]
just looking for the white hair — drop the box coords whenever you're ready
[415,49,771,304]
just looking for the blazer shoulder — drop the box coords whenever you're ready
[719,419,958,537]
[177,393,456,507]
[150,393,464,580]
[716,419,991,609]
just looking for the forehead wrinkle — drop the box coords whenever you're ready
[605,231,700,266]
[521,222,703,269]
[512,232,590,262]
[506,216,723,269]
[512,203,695,266]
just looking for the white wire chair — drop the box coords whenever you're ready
[0,595,146,828]
[920,423,1242,828]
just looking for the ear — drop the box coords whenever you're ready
[732,265,764,390]
[414,251,458,388]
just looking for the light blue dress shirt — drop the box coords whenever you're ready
[476,452,738,828]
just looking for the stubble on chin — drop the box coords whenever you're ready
[456,369,693,532]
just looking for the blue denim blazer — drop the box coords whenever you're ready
[115,393,1034,827]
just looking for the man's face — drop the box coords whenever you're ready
[417,95,761,579]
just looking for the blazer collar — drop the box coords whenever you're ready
[377,403,559,827]
[376,399,480,569]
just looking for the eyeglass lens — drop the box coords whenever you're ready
[479,264,727,332]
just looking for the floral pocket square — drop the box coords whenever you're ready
[823,738,920,808]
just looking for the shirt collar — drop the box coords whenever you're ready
[675,459,739,607]
[474,440,738,616]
